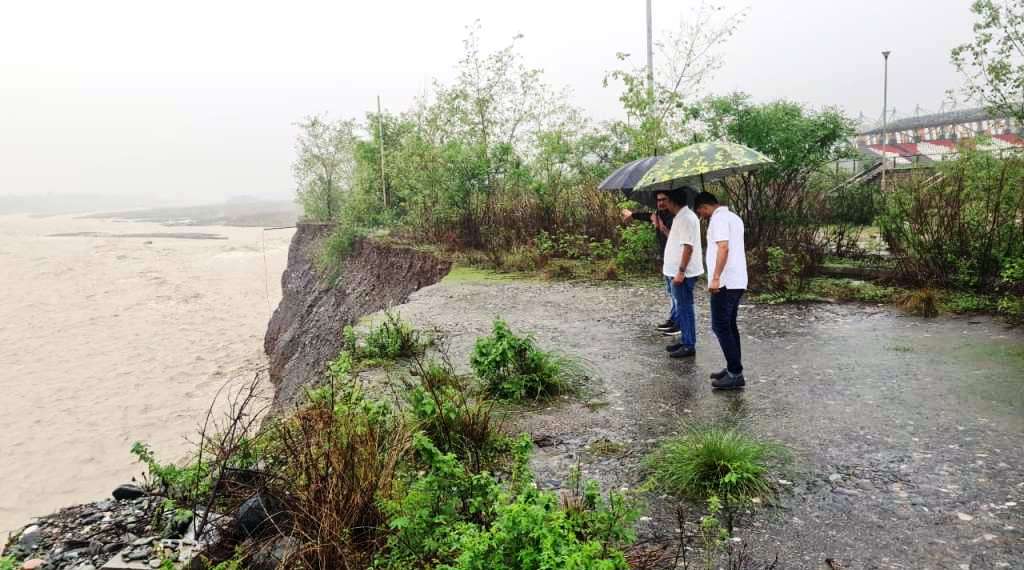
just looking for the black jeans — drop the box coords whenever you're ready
[710,287,744,374]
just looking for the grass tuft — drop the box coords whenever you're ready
[645,425,783,507]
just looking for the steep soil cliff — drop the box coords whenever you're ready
[264,224,450,407]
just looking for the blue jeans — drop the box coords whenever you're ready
[710,288,744,374]
[670,277,697,349]
[665,276,676,321]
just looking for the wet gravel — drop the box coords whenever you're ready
[391,275,1024,569]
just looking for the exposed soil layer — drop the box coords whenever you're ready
[264,226,451,408]
[382,275,1024,569]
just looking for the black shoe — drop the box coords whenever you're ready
[710,368,728,380]
[712,374,745,390]
[656,320,676,331]
[669,347,696,358]
[665,343,684,352]
[659,327,680,336]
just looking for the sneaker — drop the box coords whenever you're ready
[711,373,745,390]
[669,346,696,358]
[665,343,684,352]
[656,320,676,331]
[660,327,680,337]
[710,368,728,380]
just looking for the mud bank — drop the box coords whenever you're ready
[263,225,451,408]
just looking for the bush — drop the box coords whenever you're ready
[470,319,577,401]
[377,436,637,570]
[645,425,783,532]
[361,311,427,362]
[402,356,509,474]
[997,295,1024,320]
[263,380,412,569]
[0,557,15,570]
[879,144,1024,290]
[614,223,657,273]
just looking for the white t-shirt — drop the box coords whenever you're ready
[705,206,748,290]
[662,207,704,279]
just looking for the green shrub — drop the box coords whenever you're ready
[589,238,616,261]
[1001,256,1024,289]
[376,436,637,570]
[130,441,214,503]
[450,487,635,570]
[997,295,1024,320]
[614,223,656,273]
[645,425,781,510]
[0,557,16,570]
[317,221,368,278]
[879,145,1024,290]
[470,319,577,401]
[403,357,509,473]
[943,292,997,313]
[361,311,427,362]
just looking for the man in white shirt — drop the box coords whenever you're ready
[694,191,748,389]
[658,188,703,358]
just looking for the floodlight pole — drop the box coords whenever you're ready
[881,50,891,191]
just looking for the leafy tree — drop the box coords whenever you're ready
[603,1,746,158]
[700,95,856,253]
[952,0,1024,122]
[293,114,358,221]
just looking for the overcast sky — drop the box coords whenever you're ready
[0,0,974,203]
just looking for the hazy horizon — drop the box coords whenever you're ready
[2,0,973,203]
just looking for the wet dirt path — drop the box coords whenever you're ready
[387,274,1024,568]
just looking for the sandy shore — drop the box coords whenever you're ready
[0,214,294,536]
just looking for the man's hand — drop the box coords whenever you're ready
[651,212,659,227]
[621,209,634,223]
[709,277,722,293]
[672,271,685,285]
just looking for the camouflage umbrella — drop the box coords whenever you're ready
[634,141,773,192]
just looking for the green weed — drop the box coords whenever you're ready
[645,425,783,514]
[470,319,580,401]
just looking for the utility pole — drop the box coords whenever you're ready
[881,50,891,192]
[377,95,388,208]
[646,0,655,154]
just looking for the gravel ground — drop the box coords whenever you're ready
[385,273,1024,569]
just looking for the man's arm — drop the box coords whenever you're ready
[709,241,729,292]
[673,244,694,284]
[621,209,655,224]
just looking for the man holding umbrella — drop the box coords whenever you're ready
[634,141,772,389]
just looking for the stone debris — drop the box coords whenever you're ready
[2,486,222,570]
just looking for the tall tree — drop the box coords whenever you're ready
[292,115,357,221]
[604,1,746,158]
[952,0,1024,121]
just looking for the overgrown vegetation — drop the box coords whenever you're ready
[126,321,644,570]
[470,318,582,401]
